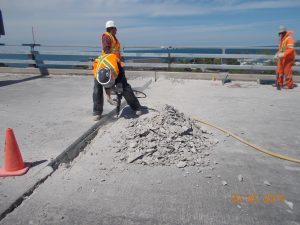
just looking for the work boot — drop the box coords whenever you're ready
[93,114,101,121]
[275,82,281,90]
[107,98,118,106]
[135,106,148,116]
[136,110,143,116]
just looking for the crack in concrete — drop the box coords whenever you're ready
[0,79,152,222]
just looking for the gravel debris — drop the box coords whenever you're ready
[221,180,228,186]
[114,105,217,168]
[237,174,243,182]
[284,200,294,210]
[176,161,187,168]
[156,180,162,184]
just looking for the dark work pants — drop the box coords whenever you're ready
[92,65,141,115]
[93,78,104,116]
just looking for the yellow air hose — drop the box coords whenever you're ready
[192,117,300,164]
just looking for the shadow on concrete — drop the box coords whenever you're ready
[120,106,150,119]
[27,160,48,169]
[0,49,50,88]
[0,74,50,87]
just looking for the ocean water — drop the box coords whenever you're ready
[0,47,278,68]
[124,47,277,54]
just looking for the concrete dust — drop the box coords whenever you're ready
[113,105,218,168]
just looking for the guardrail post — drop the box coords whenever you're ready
[22,43,41,68]
[168,53,171,71]
[221,47,227,65]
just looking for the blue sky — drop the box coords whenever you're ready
[1,0,300,47]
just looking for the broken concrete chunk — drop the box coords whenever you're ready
[263,180,271,186]
[201,128,208,133]
[211,139,219,144]
[176,161,187,168]
[146,148,157,154]
[222,181,228,186]
[284,200,294,210]
[127,152,144,163]
[237,174,243,182]
[129,141,138,148]
[114,105,217,168]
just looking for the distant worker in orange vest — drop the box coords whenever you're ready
[273,25,296,90]
[92,20,143,120]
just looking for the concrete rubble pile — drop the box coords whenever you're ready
[114,105,218,168]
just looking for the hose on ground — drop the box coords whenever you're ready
[132,89,147,98]
[193,116,300,164]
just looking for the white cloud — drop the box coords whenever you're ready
[0,0,299,45]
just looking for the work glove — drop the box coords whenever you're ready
[273,52,284,60]
[273,54,279,60]
[278,52,284,58]
[107,97,118,106]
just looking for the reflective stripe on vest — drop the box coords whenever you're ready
[96,54,118,80]
[96,54,110,74]
[280,35,291,52]
[102,59,118,80]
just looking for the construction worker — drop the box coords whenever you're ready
[274,25,296,90]
[101,20,121,60]
[93,53,142,117]
[92,20,142,120]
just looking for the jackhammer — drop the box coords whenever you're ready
[108,84,147,117]
[111,83,123,117]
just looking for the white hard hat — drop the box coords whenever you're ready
[278,25,287,33]
[105,20,116,29]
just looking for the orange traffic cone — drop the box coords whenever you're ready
[0,128,29,177]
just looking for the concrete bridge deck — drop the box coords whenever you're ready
[0,72,299,224]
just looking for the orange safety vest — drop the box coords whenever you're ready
[93,54,119,80]
[277,31,296,59]
[101,32,121,60]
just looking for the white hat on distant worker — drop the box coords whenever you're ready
[106,20,116,28]
[278,25,287,34]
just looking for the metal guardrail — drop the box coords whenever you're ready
[0,44,300,72]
